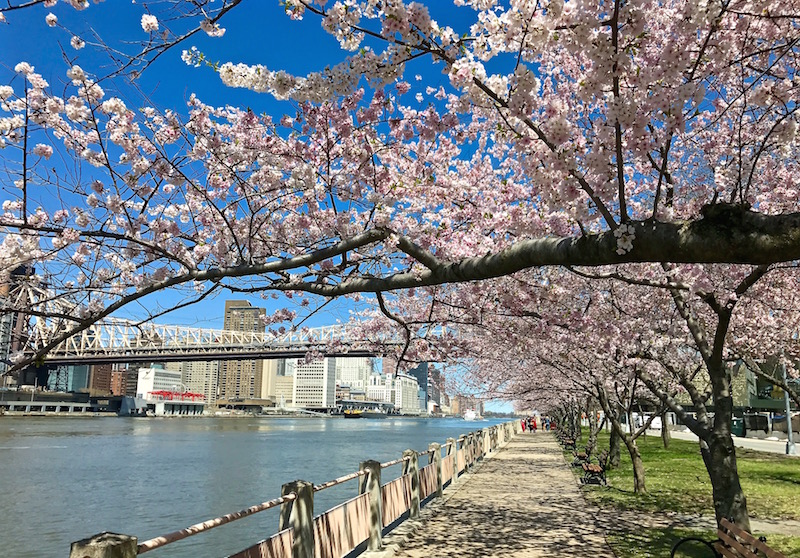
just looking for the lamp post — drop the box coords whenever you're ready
[782,362,797,456]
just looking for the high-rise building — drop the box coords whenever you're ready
[394,373,422,414]
[136,366,183,397]
[366,372,421,413]
[428,365,442,406]
[110,366,139,397]
[46,364,90,393]
[382,357,398,375]
[219,300,266,400]
[89,363,113,396]
[367,373,394,403]
[290,358,336,408]
[335,357,373,391]
[406,362,429,412]
[166,360,219,405]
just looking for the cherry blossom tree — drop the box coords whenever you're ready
[1,0,800,529]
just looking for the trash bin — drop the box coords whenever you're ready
[731,417,744,437]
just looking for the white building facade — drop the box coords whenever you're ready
[367,373,393,403]
[166,361,219,406]
[335,357,373,391]
[137,367,183,398]
[366,373,421,414]
[395,373,422,414]
[291,358,336,408]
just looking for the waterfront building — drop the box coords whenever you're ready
[166,360,219,406]
[367,373,394,403]
[274,375,294,407]
[46,364,90,393]
[136,366,204,416]
[290,358,336,409]
[394,373,422,414]
[88,363,113,396]
[257,359,281,400]
[219,300,266,401]
[366,373,422,414]
[406,362,429,413]
[136,366,183,397]
[335,384,352,400]
[110,365,139,397]
[335,357,374,391]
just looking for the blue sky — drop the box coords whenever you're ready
[0,2,515,411]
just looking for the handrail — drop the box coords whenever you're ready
[136,493,297,554]
[380,456,409,468]
[313,470,365,492]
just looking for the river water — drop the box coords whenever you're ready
[0,416,505,558]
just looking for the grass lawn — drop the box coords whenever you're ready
[607,527,800,558]
[566,430,800,557]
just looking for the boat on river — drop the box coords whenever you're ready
[464,409,483,421]
[343,408,389,419]
[361,410,388,419]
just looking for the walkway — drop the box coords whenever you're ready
[375,432,615,558]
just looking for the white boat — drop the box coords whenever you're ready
[464,409,481,421]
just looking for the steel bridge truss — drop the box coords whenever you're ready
[34,321,376,365]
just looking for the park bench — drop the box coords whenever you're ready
[562,438,576,450]
[572,446,591,467]
[581,450,608,485]
[670,517,786,558]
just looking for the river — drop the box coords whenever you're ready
[0,416,506,557]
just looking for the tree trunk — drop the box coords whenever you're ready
[701,378,751,531]
[609,420,622,469]
[661,411,671,449]
[587,409,600,456]
[621,434,647,494]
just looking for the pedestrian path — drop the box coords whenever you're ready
[380,432,615,558]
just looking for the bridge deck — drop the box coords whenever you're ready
[378,432,615,558]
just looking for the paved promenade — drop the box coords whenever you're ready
[377,432,615,558]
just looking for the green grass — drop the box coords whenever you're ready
[607,527,800,558]
[575,431,800,520]
[564,430,800,557]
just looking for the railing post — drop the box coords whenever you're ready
[429,442,442,498]
[69,532,137,558]
[457,436,465,475]
[402,449,420,518]
[467,432,476,469]
[446,437,457,480]
[359,460,383,551]
[279,480,314,558]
